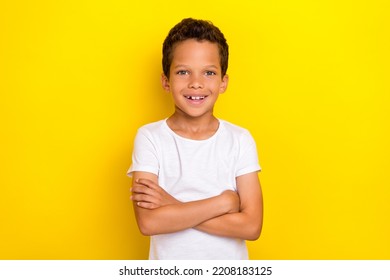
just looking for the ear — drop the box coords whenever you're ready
[219,74,229,93]
[161,73,170,92]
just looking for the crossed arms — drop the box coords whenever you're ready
[131,171,263,241]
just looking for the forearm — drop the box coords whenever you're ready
[195,173,264,241]
[131,173,240,236]
[134,195,231,236]
[194,211,262,241]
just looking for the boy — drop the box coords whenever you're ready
[128,18,263,259]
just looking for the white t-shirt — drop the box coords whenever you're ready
[128,119,261,259]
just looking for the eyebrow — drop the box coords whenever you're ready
[173,64,219,69]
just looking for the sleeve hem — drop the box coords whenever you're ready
[127,166,159,177]
[236,165,261,177]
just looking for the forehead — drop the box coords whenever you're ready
[171,39,220,65]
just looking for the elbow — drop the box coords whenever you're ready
[246,230,260,241]
[246,222,263,241]
[137,219,158,236]
[137,218,156,236]
[247,213,263,241]
[134,208,161,236]
[138,225,152,236]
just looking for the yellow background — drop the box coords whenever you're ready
[1,0,389,259]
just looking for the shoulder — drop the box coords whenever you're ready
[137,119,166,136]
[218,120,258,151]
[219,119,254,140]
[133,119,168,148]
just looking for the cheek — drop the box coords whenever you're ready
[211,82,223,92]
[169,84,180,93]
[170,79,187,91]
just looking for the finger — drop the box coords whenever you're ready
[131,193,150,202]
[132,185,159,196]
[132,184,157,193]
[131,193,158,205]
[135,178,151,186]
[136,178,158,189]
[131,185,149,194]
[136,201,159,209]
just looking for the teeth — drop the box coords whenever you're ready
[185,96,205,100]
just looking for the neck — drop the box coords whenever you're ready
[167,112,219,140]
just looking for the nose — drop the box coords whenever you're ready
[188,73,203,89]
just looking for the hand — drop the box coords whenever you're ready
[221,190,240,214]
[131,178,181,209]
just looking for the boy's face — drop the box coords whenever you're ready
[161,39,228,120]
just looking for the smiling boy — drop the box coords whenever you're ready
[128,18,263,259]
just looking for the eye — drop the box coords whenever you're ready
[176,70,189,75]
[205,71,216,76]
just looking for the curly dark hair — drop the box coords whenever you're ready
[162,18,229,79]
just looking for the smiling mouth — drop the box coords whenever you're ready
[184,96,206,100]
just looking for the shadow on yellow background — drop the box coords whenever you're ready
[1,1,389,259]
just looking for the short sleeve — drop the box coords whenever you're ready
[127,129,159,177]
[235,131,261,177]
